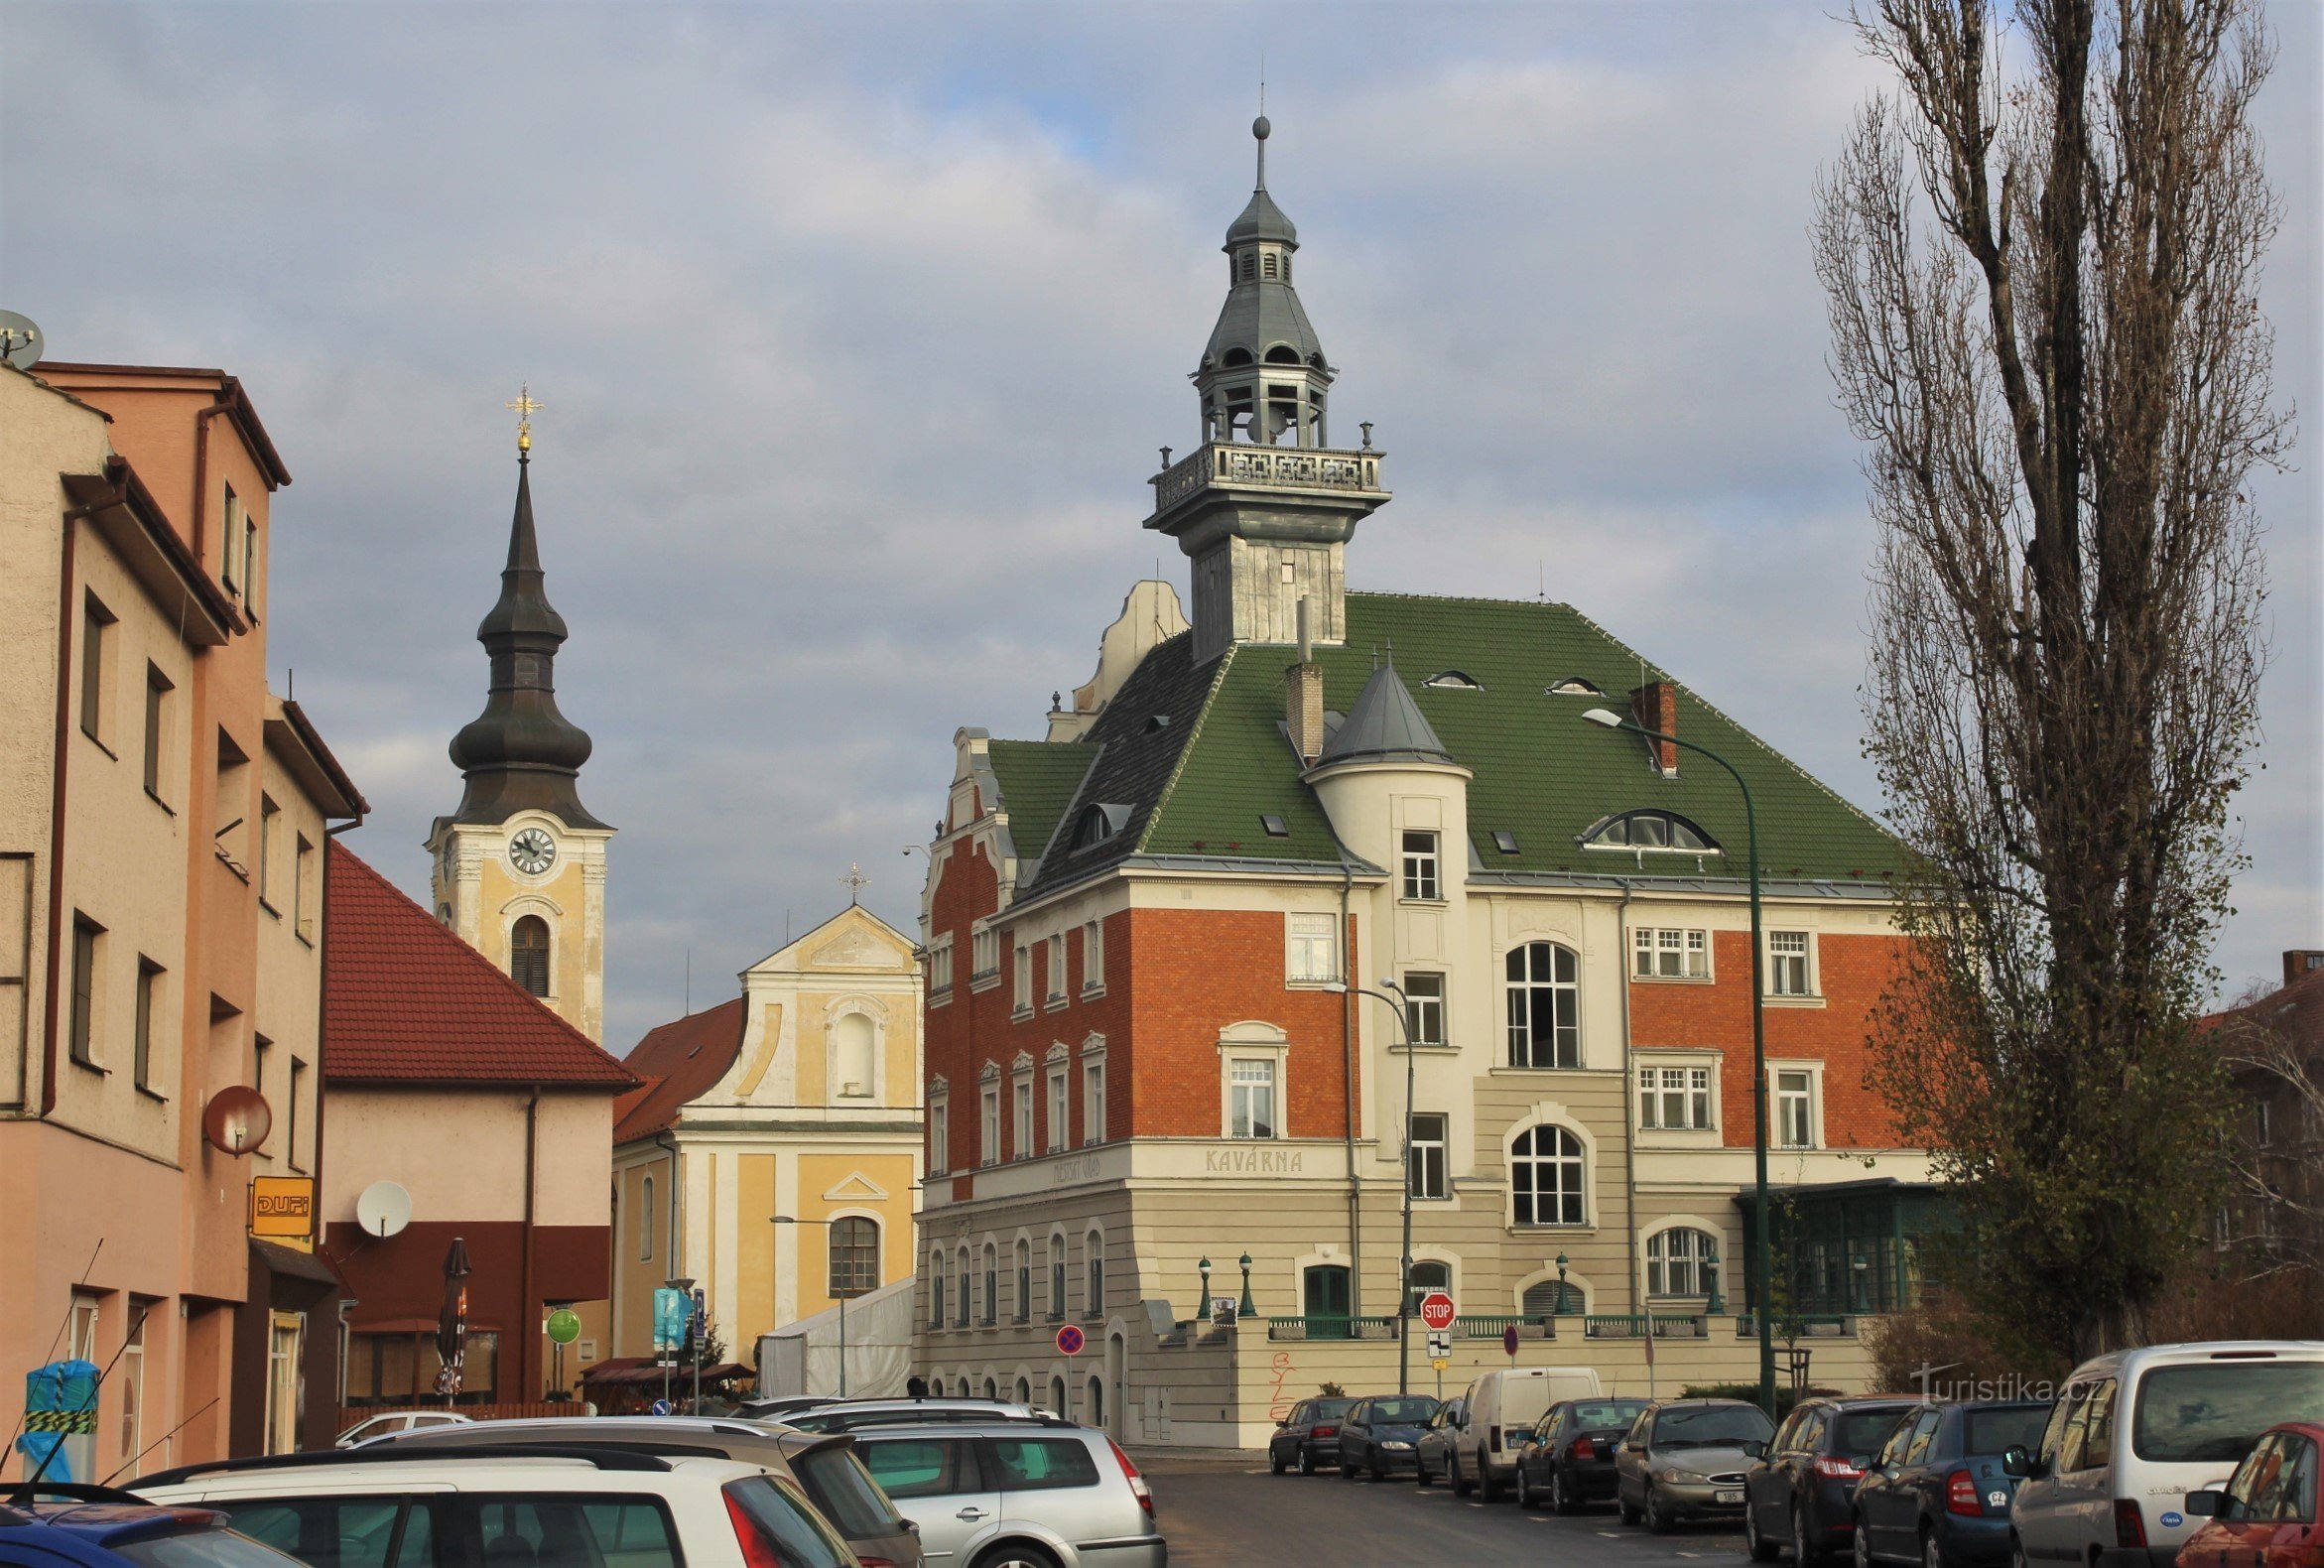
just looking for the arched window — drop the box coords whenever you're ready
[1223,345,1254,366]
[954,1248,971,1327]
[638,1175,655,1261]
[1088,1373,1104,1424]
[1050,1234,1068,1320]
[930,1253,947,1327]
[1404,1258,1452,1316]
[510,915,551,997]
[834,1013,875,1099]
[1014,1239,1031,1323]
[983,1375,998,1400]
[1085,1230,1104,1317]
[1510,1124,1587,1227]
[1424,670,1484,690]
[1521,1278,1585,1317]
[1264,344,1302,363]
[1581,810,1720,852]
[1261,252,1279,280]
[1646,1228,1719,1297]
[981,1243,999,1326]
[1014,1375,1031,1405]
[830,1217,879,1298]
[1505,943,1580,1068]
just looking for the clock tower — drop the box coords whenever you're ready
[427,416,613,1043]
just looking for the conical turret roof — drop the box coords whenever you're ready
[1316,662,1457,769]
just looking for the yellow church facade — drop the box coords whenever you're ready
[604,904,924,1365]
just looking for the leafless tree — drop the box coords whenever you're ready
[2216,994,2324,1281]
[1815,0,2290,1362]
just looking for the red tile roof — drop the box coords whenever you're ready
[2208,962,2324,1057]
[612,998,746,1143]
[323,845,636,1088]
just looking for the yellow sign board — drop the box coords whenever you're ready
[250,1175,316,1240]
[1431,1358,1450,1372]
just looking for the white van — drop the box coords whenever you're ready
[2004,1340,2324,1567]
[1449,1367,1604,1501]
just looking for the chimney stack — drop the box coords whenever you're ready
[1288,597,1326,765]
[2284,950,2324,988]
[1627,680,1680,776]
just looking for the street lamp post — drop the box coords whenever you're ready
[1331,978,1418,1395]
[771,1216,859,1397]
[1581,707,1775,1420]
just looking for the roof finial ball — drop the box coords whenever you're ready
[1252,113,1271,189]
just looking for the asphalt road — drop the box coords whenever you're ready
[1141,1449,1754,1567]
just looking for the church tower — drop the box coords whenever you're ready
[427,408,613,1042]
[1146,116,1390,664]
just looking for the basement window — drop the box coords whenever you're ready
[1492,830,1520,854]
[1425,670,1483,690]
[1260,814,1290,839]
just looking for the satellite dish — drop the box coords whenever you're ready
[202,1086,272,1155]
[356,1180,413,1239]
[0,312,44,372]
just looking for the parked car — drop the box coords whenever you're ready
[1268,1397,1357,1476]
[1512,1396,1651,1512]
[786,1400,1042,1435]
[848,1420,1163,1568]
[1450,1367,1604,1501]
[135,1446,860,1567]
[1743,1393,1915,1563]
[1848,1398,2049,1567]
[358,1413,924,1567]
[2004,1341,2324,1568]
[739,1394,842,1421]
[331,1409,474,1447]
[1,1484,309,1568]
[1614,1397,1776,1534]
[1413,1397,1465,1488]
[2177,1420,2324,1568]
[1335,1395,1441,1481]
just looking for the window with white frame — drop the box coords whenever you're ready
[1012,944,1032,1011]
[929,1097,950,1175]
[980,1084,1000,1165]
[1776,1070,1815,1147]
[1083,1057,1105,1145]
[1082,920,1104,991]
[1084,1231,1104,1317]
[1509,1124,1587,1226]
[929,934,955,996]
[1286,912,1339,983]
[1633,927,1710,980]
[1646,1228,1719,1297]
[1505,942,1581,1068]
[954,1249,970,1326]
[1227,1058,1277,1139]
[1013,1078,1033,1160]
[1014,1239,1031,1321]
[1047,1065,1068,1152]
[971,928,999,982]
[1050,1234,1068,1319]
[981,1244,998,1325]
[1639,1066,1714,1130]
[1408,1111,1449,1200]
[1767,930,1814,995]
[1401,831,1440,901]
[930,1252,947,1327]
[1402,973,1445,1046]
[1046,934,1068,1005]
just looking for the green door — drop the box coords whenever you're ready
[1304,1265,1352,1339]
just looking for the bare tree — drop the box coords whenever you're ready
[1815,0,2289,1362]
[2217,995,2324,1280]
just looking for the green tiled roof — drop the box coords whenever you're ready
[984,739,1096,863]
[1142,592,1904,885]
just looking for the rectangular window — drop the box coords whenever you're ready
[1082,920,1104,991]
[1638,1066,1713,1130]
[1767,931,1813,995]
[1409,1111,1449,1200]
[639,1173,656,1261]
[929,1100,950,1176]
[293,836,314,941]
[1402,972,1445,1046]
[242,514,260,615]
[134,959,163,1094]
[1047,1070,1068,1153]
[143,664,172,797]
[1083,1060,1105,1146]
[289,1058,308,1169]
[221,486,240,592]
[971,928,999,981]
[1777,1070,1815,1148]
[1286,912,1338,983]
[1045,934,1067,1005]
[929,936,955,995]
[1051,1246,1067,1319]
[1227,1058,1277,1139]
[1013,1079,1033,1160]
[1012,945,1031,1011]
[980,1086,1000,1165]
[1401,831,1440,901]
[120,1300,152,1459]
[79,593,113,742]
[253,1036,271,1144]
[258,796,280,910]
[1633,927,1710,980]
[68,915,100,1068]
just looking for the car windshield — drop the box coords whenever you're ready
[111,1531,311,1568]
[1311,1399,1356,1420]
[1966,1405,2052,1456]
[1366,1398,1438,1423]
[1835,1408,1913,1459]
[1655,1405,1774,1448]
[2133,1362,2324,1463]
[1573,1401,1650,1431]
[791,1446,907,1536]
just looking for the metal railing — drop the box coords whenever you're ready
[1265,1315,1400,1342]
[1731,1314,1859,1339]
[1580,1313,1717,1339]
[1152,442,1386,513]
[1453,1314,1557,1341]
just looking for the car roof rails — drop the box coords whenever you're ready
[1,1482,160,1509]
[137,1444,674,1491]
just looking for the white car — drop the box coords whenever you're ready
[135,1448,860,1568]
[333,1409,475,1447]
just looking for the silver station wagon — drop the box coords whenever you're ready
[849,1420,1164,1568]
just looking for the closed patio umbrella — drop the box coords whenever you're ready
[435,1238,471,1405]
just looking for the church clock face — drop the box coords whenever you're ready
[509,827,557,875]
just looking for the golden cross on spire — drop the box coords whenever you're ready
[505,383,543,454]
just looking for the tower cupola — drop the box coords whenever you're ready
[1197,116,1333,448]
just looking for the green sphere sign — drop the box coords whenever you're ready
[546,1308,581,1345]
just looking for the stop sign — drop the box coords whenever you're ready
[1418,1291,1457,1331]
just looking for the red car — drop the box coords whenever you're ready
[2175,1419,2323,1567]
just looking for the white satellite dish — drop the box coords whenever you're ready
[0,311,44,372]
[355,1180,412,1239]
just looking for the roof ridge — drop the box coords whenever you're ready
[1133,645,1238,856]
[1348,588,1570,612]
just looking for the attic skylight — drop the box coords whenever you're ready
[1492,830,1520,854]
[1580,810,1720,853]
[1260,814,1290,839]
[1425,670,1484,691]
[1547,677,1604,696]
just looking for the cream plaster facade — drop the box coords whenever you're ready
[428,812,610,1044]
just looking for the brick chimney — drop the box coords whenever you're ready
[1628,680,1679,775]
[2285,950,2324,987]
[1288,598,1327,765]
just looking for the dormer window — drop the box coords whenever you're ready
[1074,803,1132,850]
[1223,347,1254,368]
[1547,677,1604,696]
[1425,670,1483,690]
[1264,345,1302,364]
[1581,810,1720,853]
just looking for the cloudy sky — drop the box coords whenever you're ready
[7,1,2317,1044]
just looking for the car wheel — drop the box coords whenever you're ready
[2007,1535,2029,1568]
[1550,1466,1576,1515]
[1340,1457,1358,1479]
[1451,1454,1471,1498]
[1415,1455,1431,1488]
[1854,1517,1874,1568]
[1617,1482,1642,1527]
[1644,1483,1674,1535]
[971,1546,1062,1568]
[1795,1502,1820,1566]
[1370,1458,1386,1483]
[1270,1444,1286,1475]
[1921,1527,1945,1568]
[1515,1467,1534,1508]
[1299,1444,1316,1476]
[1745,1500,1781,1562]
[1481,1466,1505,1503]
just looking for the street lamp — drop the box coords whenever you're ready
[1328,977,1419,1394]
[771,1216,862,1397]
[1582,705,1775,1420]
[1237,1252,1255,1317]
[1198,1256,1212,1321]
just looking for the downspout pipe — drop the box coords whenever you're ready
[311,814,362,1442]
[522,1086,541,1400]
[1615,879,1641,1318]
[37,510,77,1115]
[1340,858,1359,1317]
[655,1130,684,1285]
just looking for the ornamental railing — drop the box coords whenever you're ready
[1266,1314,1400,1342]
[1152,442,1385,514]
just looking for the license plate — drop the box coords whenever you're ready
[1715,1490,1744,1505]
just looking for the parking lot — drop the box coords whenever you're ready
[1144,1448,1752,1567]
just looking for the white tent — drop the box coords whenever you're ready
[756,1276,915,1399]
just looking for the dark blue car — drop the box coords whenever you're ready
[1336,1394,1442,1480]
[1,1484,307,1568]
[1849,1399,2051,1568]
